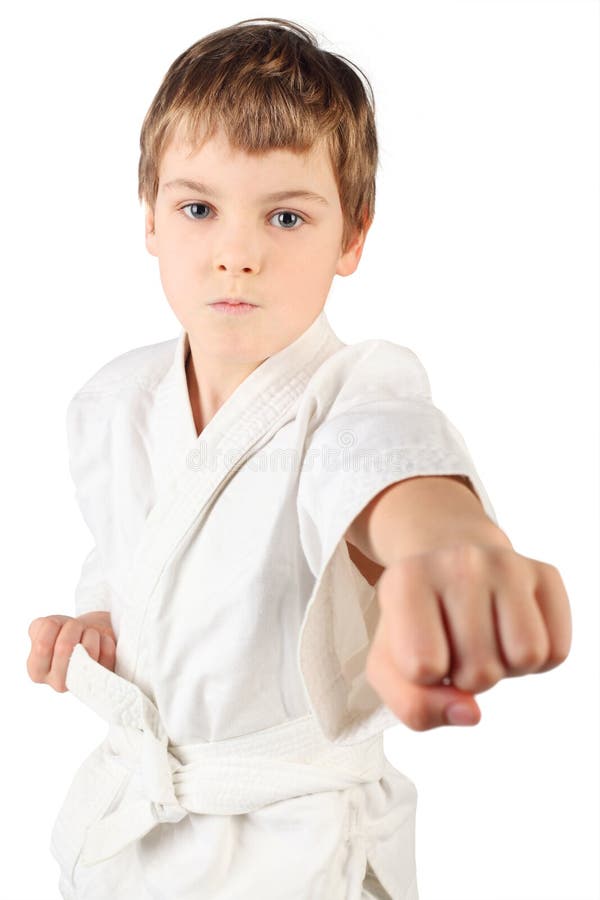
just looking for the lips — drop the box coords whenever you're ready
[209,300,259,316]
[211,298,257,306]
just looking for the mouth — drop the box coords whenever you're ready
[210,298,258,306]
[209,299,259,316]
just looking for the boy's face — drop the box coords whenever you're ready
[145,126,370,364]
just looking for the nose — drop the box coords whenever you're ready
[213,224,261,275]
[216,261,255,274]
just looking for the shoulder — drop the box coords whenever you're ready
[64,335,179,449]
[302,338,432,419]
[68,336,178,398]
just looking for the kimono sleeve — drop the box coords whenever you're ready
[65,388,118,617]
[295,341,499,746]
[73,545,113,616]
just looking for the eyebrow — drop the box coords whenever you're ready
[162,178,329,206]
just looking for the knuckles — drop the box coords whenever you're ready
[402,654,505,694]
[439,542,487,578]
[30,635,54,656]
[435,541,515,581]
[450,660,505,693]
[506,641,549,674]
[53,640,77,659]
[402,656,448,686]
[380,541,518,603]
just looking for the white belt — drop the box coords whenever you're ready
[61,643,386,868]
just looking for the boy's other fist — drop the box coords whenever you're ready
[26,612,116,693]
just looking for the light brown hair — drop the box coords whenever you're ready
[137,17,378,254]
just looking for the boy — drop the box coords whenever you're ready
[27,17,571,900]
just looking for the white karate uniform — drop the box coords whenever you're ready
[50,309,498,900]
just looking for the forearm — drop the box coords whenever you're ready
[347,475,512,566]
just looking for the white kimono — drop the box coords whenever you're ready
[50,309,498,900]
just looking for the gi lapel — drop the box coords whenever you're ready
[116,309,344,686]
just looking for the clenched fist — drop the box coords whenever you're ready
[26,611,117,693]
[365,543,572,731]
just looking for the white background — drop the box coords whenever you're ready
[2,1,598,898]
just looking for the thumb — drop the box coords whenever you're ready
[367,659,482,731]
[438,685,481,727]
[402,680,482,730]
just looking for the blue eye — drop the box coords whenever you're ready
[181,203,211,220]
[271,211,304,229]
[179,203,305,229]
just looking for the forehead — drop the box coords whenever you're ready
[159,125,335,189]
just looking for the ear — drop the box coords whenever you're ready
[145,204,158,257]
[336,214,373,277]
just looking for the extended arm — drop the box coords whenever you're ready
[344,474,512,565]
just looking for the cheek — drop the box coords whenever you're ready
[157,251,194,308]
[279,244,325,283]
[159,233,201,278]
